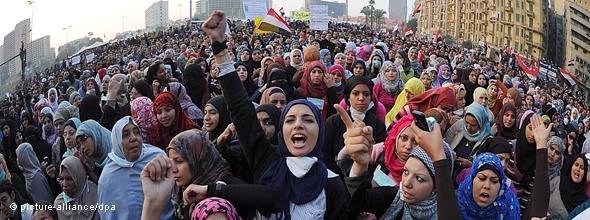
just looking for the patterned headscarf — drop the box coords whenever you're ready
[168,82,204,122]
[191,197,241,220]
[547,136,565,180]
[130,97,158,142]
[457,153,520,219]
[378,61,405,96]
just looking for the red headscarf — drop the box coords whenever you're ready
[298,61,328,98]
[150,92,198,149]
[393,87,457,124]
[384,114,414,184]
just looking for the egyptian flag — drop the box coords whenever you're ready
[258,8,292,35]
[514,53,539,80]
[412,3,422,16]
[404,28,414,36]
[560,67,578,86]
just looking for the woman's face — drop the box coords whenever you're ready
[85,81,95,93]
[2,125,9,138]
[269,93,287,111]
[395,127,415,162]
[385,68,397,81]
[63,126,77,149]
[282,104,319,157]
[43,116,54,134]
[420,74,431,87]
[49,91,56,102]
[102,78,110,92]
[156,106,176,128]
[353,64,365,76]
[471,169,501,208]
[335,55,345,66]
[203,105,220,132]
[477,93,489,106]
[502,111,516,128]
[571,157,585,183]
[240,51,250,62]
[292,51,302,64]
[488,85,498,98]
[169,148,193,187]
[405,89,415,101]
[401,157,434,204]
[456,90,466,109]
[121,123,142,162]
[59,167,76,197]
[78,135,95,157]
[504,93,515,105]
[525,123,535,143]
[477,75,487,86]
[156,64,167,81]
[257,111,276,141]
[548,144,561,165]
[331,71,342,84]
[345,51,355,64]
[310,67,324,85]
[55,120,65,137]
[349,84,371,112]
[408,49,418,60]
[469,71,478,84]
[130,88,140,101]
[465,114,480,135]
[236,65,248,82]
[496,153,510,168]
[15,131,22,146]
[525,95,534,107]
[74,96,81,107]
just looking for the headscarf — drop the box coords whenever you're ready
[560,154,589,212]
[319,49,332,67]
[258,100,328,214]
[63,118,82,158]
[265,67,297,101]
[79,94,102,122]
[495,103,517,140]
[131,80,155,101]
[547,136,565,180]
[386,77,425,125]
[366,49,385,78]
[59,156,90,199]
[168,82,204,122]
[130,97,158,142]
[382,146,438,219]
[383,115,414,184]
[256,104,281,145]
[151,92,198,149]
[378,61,404,96]
[487,82,499,107]
[328,64,347,99]
[69,92,81,105]
[55,156,98,219]
[192,197,241,220]
[457,153,520,219]
[76,120,112,167]
[352,60,369,77]
[182,64,209,109]
[290,49,304,70]
[507,88,522,107]
[298,61,328,98]
[205,96,231,142]
[464,103,493,142]
[475,137,513,156]
[344,76,376,121]
[515,110,536,175]
[260,87,286,106]
[433,64,451,87]
[473,87,487,105]
[47,88,59,111]
[15,143,54,203]
[235,62,259,95]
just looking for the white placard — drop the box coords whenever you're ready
[85,53,96,63]
[243,0,269,20]
[71,55,81,65]
[310,5,329,30]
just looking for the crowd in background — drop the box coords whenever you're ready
[0,10,589,219]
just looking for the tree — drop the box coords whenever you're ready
[374,9,386,29]
[406,18,418,31]
[444,35,457,45]
[361,6,371,26]
[361,0,385,29]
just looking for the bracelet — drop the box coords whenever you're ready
[212,41,228,55]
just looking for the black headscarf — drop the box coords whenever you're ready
[475,136,513,156]
[495,103,517,140]
[182,63,209,109]
[266,68,300,102]
[23,126,51,164]
[352,60,369,77]
[79,94,102,122]
[234,62,258,97]
[515,112,536,176]
[560,154,589,212]
[206,96,231,142]
[131,80,154,101]
[255,104,280,145]
[344,76,374,106]
[396,50,412,71]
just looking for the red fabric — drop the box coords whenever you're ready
[384,114,414,184]
[394,87,457,123]
[151,92,198,149]
[298,61,328,98]
[97,68,107,81]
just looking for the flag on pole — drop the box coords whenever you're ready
[514,53,539,80]
[254,17,273,35]
[258,8,292,35]
[412,3,422,16]
[404,28,414,36]
[393,24,399,33]
[560,67,578,86]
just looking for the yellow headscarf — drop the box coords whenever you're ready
[385,77,426,125]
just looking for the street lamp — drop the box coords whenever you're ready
[63,25,72,56]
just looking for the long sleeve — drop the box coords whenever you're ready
[433,159,462,219]
[218,70,276,180]
[527,149,550,218]
[343,166,396,218]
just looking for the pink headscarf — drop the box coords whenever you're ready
[130,97,157,142]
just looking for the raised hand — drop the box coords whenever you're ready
[201,11,227,43]
[324,73,335,88]
[141,155,175,205]
[530,114,552,149]
[335,104,374,176]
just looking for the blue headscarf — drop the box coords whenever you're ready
[464,103,492,142]
[320,49,332,68]
[258,99,328,213]
[76,120,112,167]
[457,153,520,219]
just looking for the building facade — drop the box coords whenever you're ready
[145,1,169,29]
[2,19,31,77]
[305,0,347,18]
[417,0,545,59]
[196,0,272,19]
[30,35,55,72]
[389,0,407,21]
[563,1,590,85]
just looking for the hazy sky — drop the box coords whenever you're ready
[0,0,414,52]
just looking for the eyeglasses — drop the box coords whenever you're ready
[261,118,274,126]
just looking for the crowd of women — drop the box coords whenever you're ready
[0,10,589,219]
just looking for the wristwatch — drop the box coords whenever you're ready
[214,181,227,196]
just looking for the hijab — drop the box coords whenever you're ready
[464,103,492,142]
[382,147,438,219]
[258,100,328,214]
[386,77,425,125]
[396,50,412,71]
[344,76,376,121]
[515,110,536,175]
[59,156,93,200]
[266,68,297,102]
[205,96,231,142]
[547,136,565,180]
[378,61,404,96]
[168,82,204,122]
[559,154,589,212]
[256,104,281,145]
[15,143,54,203]
[182,64,209,109]
[192,197,241,220]
[406,86,457,113]
[236,62,259,96]
[507,88,522,107]
[62,118,82,158]
[473,87,487,105]
[76,120,112,167]
[383,115,414,184]
[131,80,155,101]
[290,49,304,70]
[69,92,81,105]
[352,60,369,77]
[298,61,328,98]
[328,64,347,99]
[130,97,158,142]
[495,103,517,140]
[47,88,59,111]
[457,153,520,219]
[260,87,286,107]
[79,94,102,122]
[41,112,58,146]
[433,64,451,87]
[475,136,513,156]
[151,92,198,149]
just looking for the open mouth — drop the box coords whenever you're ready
[574,171,581,179]
[402,189,413,198]
[291,134,307,148]
[479,192,490,200]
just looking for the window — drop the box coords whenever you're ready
[508,27,512,35]
[529,18,533,27]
